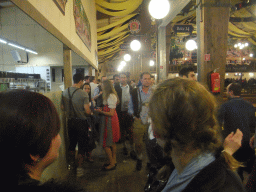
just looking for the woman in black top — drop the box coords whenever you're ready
[0,90,84,191]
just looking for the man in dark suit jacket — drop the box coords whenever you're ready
[114,72,133,156]
[218,82,255,181]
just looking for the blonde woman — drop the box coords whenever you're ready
[95,79,120,171]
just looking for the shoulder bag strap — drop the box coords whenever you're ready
[68,87,80,117]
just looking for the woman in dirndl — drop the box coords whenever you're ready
[95,79,120,171]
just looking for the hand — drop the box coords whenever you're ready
[223,129,243,155]
[134,117,140,121]
[94,108,102,114]
[250,135,255,149]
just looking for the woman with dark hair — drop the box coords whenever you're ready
[82,83,96,162]
[95,79,120,171]
[148,78,245,192]
[0,90,83,191]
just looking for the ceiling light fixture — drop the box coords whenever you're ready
[8,43,25,50]
[148,0,170,19]
[130,40,141,51]
[25,49,38,55]
[0,38,7,44]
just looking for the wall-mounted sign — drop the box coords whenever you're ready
[128,19,141,34]
[205,54,211,61]
[74,0,91,51]
[173,25,194,34]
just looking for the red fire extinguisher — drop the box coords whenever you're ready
[210,73,220,93]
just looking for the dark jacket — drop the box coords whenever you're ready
[145,154,245,192]
[114,83,133,115]
[130,87,140,118]
[182,155,245,192]
[218,98,255,144]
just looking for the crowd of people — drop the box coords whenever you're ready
[0,67,256,191]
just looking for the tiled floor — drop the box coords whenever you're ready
[66,143,148,192]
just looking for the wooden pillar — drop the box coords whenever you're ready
[197,0,230,101]
[141,36,151,74]
[157,26,167,82]
[101,63,107,77]
[88,66,92,76]
[63,48,72,89]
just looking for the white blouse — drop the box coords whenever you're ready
[103,93,117,109]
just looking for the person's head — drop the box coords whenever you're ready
[179,67,196,81]
[149,78,222,158]
[73,73,84,86]
[84,75,90,83]
[97,79,101,84]
[140,72,152,88]
[89,76,96,83]
[82,83,91,101]
[227,83,242,98]
[102,79,118,101]
[101,76,107,83]
[0,90,61,184]
[82,83,91,94]
[113,74,120,84]
[120,72,128,85]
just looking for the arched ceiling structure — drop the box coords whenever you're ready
[96,0,256,68]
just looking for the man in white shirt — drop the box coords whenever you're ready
[89,76,98,99]
[114,73,133,157]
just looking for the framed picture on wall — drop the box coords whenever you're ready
[73,0,91,51]
[53,0,68,15]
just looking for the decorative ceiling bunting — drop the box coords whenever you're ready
[98,39,125,49]
[96,0,142,11]
[228,30,250,38]
[98,43,122,56]
[99,49,120,57]
[248,38,256,45]
[97,24,129,40]
[229,23,251,35]
[97,14,137,32]
[98,31,129,45]
[97,31,105,36]
[98,33,129,47]
[96,2,141,17]
[98,34,128,49]
[241,22,256,31]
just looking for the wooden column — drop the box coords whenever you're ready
[197,0,230,101]
[63,48,72,89]
[141,36,151,74]
[157,26,167,82]
[88,66,92,76]
[101,63,107,77]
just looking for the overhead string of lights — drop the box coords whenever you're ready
[0,36,38,55]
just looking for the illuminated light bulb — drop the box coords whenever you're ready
[149,60,155,66]
[124,54,131,61]
[148,0,170,19]
[185,39,197,51]
[130,40,141,51]
[120,61,126,67]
